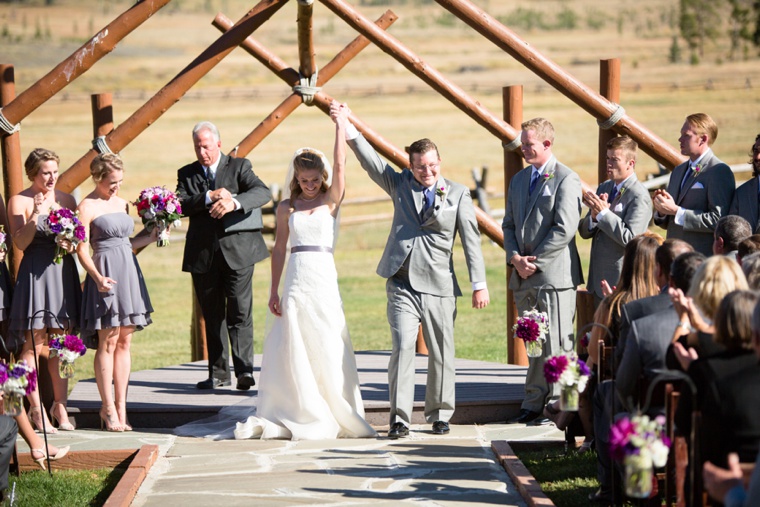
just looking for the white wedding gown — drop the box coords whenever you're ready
[177,207,376,440]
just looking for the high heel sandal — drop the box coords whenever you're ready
[29,406,57,434]
[50,402,75,431]
[31,446,70,471]
[99,408,124,432]
[115,402,132,432]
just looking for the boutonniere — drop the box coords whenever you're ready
[543,172,555,181]
[618,187,627,198]
[435,184,447,198]
[692,164,703,176]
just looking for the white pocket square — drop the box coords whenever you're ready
[692,182,705,190]
[542,186,552,197]
[614,203,624,212]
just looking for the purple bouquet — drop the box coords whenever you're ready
[610,414,670,468]
[512,309,549,343]
[543,352,591,391]
[133,186,182,247]
[0,225,7,253]
[49,334,87,363]
[43,207,87,264]
[0,359,37,397]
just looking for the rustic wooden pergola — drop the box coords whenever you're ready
[0,0,685,367]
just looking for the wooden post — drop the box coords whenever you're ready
[0,64,25,278]
[318,0,519,143]
[56,0,289,193]
[0,0,171,125]
[503,85,527,367]
[91,93,114,139]
[297,0,317,78]
[433,0,684,170]
[598,59,620,183]
[213,10,398,156]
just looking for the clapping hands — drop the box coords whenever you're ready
[583,190,610,221]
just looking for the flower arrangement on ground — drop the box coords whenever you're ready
[512,308,549,357]
[133,186,182,247]
[609,414,671,498]
[0,360,38,416]
[43,207,87,264]
[543,352,591,411]
[49,334,87,379]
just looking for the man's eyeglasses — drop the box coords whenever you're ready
[412,162,440,172]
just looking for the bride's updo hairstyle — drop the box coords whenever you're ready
[90,153,124,183]
[289,149,329,200]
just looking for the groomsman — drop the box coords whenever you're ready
[653,113,735,256]
[338,110,489,438]
[579,136,653,307]
[729,134,760,232]
[503,118,583,425]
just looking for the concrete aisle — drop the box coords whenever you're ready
[128,423,562,507]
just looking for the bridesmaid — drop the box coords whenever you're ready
[6,148,80,433]
[77,153,156,432]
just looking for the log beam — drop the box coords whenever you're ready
[297,0,317,78]
[0,65,24,278]
[598,59,620,184]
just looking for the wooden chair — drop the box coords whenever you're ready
[597,339,615,382]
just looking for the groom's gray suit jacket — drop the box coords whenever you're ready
[348,134,486,294]
[578,177,652,300]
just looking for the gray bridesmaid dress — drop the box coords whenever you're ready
[7,217,82,352]
[80,213,153,349]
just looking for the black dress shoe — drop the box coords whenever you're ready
[529,416,552,426]
[506,409,541,424]
[196,377,231,390]
[387,422,409,439]
[588,488,613,505]
[236,373,256,391]
[432,421,450,435]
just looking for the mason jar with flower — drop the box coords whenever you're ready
[609,414,671,498]
[543,352,591,411]
[512,309,549,358]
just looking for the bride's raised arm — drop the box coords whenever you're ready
[328,101,348,206]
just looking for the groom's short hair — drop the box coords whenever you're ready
[522,117,555,144]
[408,138,440,160]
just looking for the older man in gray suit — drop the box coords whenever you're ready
[653,113,735,256]
[339,113,490,439]
[729,134,760,232]
[503,117,583,425]
[579,136,653,307]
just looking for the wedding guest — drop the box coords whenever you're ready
[741,251,760,289]
[713,215,751,259]
[704,452,760,506]
[737,234,760,265]
[729,134,760,232]
[6,148,80,433]
[77,153,157,432]
[653,113,735,256]
[579,136,652,307]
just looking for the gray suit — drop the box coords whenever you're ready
[348,134,487,426]
[730,177,760,233]
[503,157,584,411]
[579,177,652,303]
[653,149,735,256]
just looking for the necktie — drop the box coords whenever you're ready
[423,188,434,212]
[608,185,618,204]
[206,167,215,190]
[680,165,694,191]
[529,171,540,195]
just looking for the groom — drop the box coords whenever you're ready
[176,121,271,391]
[336,107,490,438]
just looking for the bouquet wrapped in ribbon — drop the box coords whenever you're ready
[609,414,671,498]
[49,334,87,379]
[43,208,87,264]
[512,308,549,357]
[133,186,182,247]
[543,352,591,411]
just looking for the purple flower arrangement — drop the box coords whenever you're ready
[609,414,670,468]
[49,334,87,364]
[543,352,591,392]
[512,309,549,343]
[44,207,87,264]
[134,186,182,247]
[0,359,37,396]
[0,225,7,253]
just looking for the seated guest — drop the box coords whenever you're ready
[704,451,760,507]
[741,251,760,290]
[737,234,760,266]
[713,215,751,259]
[672,290,759,439]
[729,133,760,233]
[589,252,705,504]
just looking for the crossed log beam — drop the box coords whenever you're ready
[56,0,290,193]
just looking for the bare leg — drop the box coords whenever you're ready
[113,326,133,430]
[21,329,56,434]
[14,407,68,469]
[46,328,71,430]
[94,327,123,431]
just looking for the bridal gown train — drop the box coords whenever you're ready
[178,207,375,440]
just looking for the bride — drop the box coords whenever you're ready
[178,102,375,440]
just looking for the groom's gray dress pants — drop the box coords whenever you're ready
[386,266,457,426]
